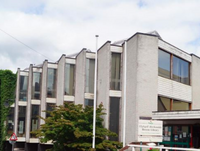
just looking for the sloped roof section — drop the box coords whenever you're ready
[147,30,162,39]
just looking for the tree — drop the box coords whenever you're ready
[0,70,16,151]
[33,103,122,151]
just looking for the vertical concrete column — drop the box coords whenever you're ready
[25,64,33,142]
[74,49,86,105]
[14,68,20,135]
[40,60,48,125]
[56,55,65,106]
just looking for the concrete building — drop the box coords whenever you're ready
[6,31,200,150]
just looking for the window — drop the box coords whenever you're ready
[17,106,26,137]
[158,49,190,85]
[47,68,57,98]
[158,96,170,111]
[30,105,40,138]
[173,56,189,85]
[158,50,170,78]
[19,76,28,101]
[157,96,190,111]
[85,99,94,107]
[64,64,75,95]
[85,59,95,93]
[46,103,55,118]
[173,100,189,111]
[109,97,120,141]
[110,53,121,90]
[32,72,41,99]
[7,108,14,135]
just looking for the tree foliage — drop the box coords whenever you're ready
[33,103,122,151]
[0,70,16,151]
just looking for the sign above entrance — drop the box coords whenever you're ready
[138,120,163,142]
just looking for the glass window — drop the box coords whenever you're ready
[46,103,55,118]
[47,68,57,98]
[7,108,14,135]
[85,59,95,93]
[30,105,40,138]
[173,100,190,111]
[19,76,28,101]
[110,53,121,90]
[109,97,120,141]
[173,56,189,85]
[64,64,75,95]
[158,96,171,111]
[32,72,41,100]
[85,99,94,107]
[158,50,171,78]
[17,106,26,137]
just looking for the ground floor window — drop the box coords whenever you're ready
[109,97,120,141]
[158,96,191,111]
[17,106,26,137]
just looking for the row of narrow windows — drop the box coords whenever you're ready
[19,52,122,101]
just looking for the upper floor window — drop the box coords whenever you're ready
[85,59,95,93]
[110,53,121,90]
[85,99,94,107]
[19,76,28,101]
[32,72,41,100]
[64,64,75,95]
[158,49,190,85]
[47,68,57,98]
[17,106,26,137]
[173,56,189,85]
[158,50,170,78]
[30,105,40,138]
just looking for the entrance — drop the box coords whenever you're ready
[161,125,190,148]
[192,124,200,148]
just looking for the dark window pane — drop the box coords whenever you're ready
[64,64,75,95]
[173,100,189,111]
[32,72,41,99]
[173,56,189,85]
[47,68,57,98]
[158,96,171,111]
[30,105,40,138]
[110,53,121,90]
[17,106,26,137]
[46,103,55,118]
[158,50,171,78]
[85,99,94,107]
[7,108,14,135]
[109,97,120,141]
[19,76,28,101]
[85,59,95,93]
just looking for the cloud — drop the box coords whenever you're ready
[0,0,200,72]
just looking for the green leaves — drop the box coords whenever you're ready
[33,103,122,151]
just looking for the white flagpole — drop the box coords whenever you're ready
[92,35,99,149]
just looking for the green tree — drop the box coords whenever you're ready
[0,70,16,151]
[33,103,122,151]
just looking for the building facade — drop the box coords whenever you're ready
[7,31,200,150]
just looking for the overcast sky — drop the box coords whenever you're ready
[0,0,200,72]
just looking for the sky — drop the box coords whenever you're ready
[0,0,200,72]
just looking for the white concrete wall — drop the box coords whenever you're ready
[56,55,65,106]
[97,42,111,129]
[75,50,86,105]
[25,64,33,142]
[125,34,158,144]
[191,55,200,109]
[40,60,48,125]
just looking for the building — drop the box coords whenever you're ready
[6,31,200,150]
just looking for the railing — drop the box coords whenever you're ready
[128,144,200,151]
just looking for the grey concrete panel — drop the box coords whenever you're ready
[97,42,111,129]
[56,55,65,106]
[75,50,86,105]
